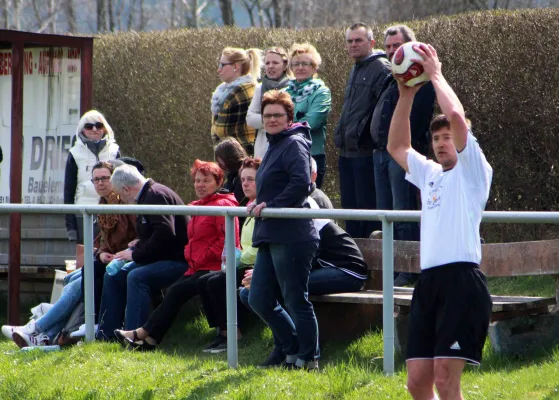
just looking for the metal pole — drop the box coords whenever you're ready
[83,212,95,342]
[225,215,238,368]
[381,218,395,375]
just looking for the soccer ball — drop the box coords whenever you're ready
[391,41,430,87]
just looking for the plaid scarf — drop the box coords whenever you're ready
[211,75,253,115]
[287,78,323,103]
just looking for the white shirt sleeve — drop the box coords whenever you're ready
[405,149,437,190]
[246,84,264,130]
[457,130,493,202]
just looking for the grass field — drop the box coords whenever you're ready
[0,276,558,399]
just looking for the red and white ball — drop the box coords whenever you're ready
[391,41,430,87]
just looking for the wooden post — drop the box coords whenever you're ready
[8,40,24,325]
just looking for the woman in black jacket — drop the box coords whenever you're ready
[247,90,320,371]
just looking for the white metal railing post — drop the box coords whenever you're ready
[225,214,238,368]
[83,212,96,342]
[381,217,395,375]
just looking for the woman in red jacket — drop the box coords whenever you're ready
[114,159,239,350]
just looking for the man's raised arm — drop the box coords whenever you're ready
[414,43,469,151]
[387,83,422,173]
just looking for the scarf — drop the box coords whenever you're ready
[287,78,323,104]
[97,191,122,233]
[261,74,290,95]
[79,132,107,156]
[211,75,253,115]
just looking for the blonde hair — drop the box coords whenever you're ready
[221,47,263,83]
[289,43,322,72]
[264,47,294,79]
[76,109,115,140]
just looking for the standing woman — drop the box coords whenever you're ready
[211,47,262,155]
[286,43,331,188]
[246,47,293,158]
[247,90,320,371]
[64,110,120,243]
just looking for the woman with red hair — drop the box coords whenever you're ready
[114,159,239,350]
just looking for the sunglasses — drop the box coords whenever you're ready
[218,62,234,69]
[84,122,104,130]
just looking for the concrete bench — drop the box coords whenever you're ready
[310,239,559,355]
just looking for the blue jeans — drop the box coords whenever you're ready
[36,275,83,339]
[338,155,381,238]
[96,259,187,340]
[248,241,319,364]
[240,266,364,353]
[373,149,419,241]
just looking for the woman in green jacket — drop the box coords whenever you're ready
[286,43,332,188]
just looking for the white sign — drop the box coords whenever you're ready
[0,47,81,204]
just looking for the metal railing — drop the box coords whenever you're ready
[2,203,559,375]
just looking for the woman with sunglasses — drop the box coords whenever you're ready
[64,110,120,244]
[247,47,293,158]
[211,47,262,155]
[286,43,331,189]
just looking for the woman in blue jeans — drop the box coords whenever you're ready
[246,90,320,371]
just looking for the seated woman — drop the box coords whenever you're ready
[214,137,248,207]
[114,160,240,350]
[1,161,137,347]
[197,157,261,354]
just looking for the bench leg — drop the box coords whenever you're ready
[553,275,559,314]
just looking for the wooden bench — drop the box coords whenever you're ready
[310,239,559,354]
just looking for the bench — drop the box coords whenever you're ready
[310,239,559,355]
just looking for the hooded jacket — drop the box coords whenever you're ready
[334,51,391,157]
[184,192,240,275]
[252,122,319,246]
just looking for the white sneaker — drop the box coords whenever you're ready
[12,331,50,348]
[70,324,98,338]
[30,303,54,320]
[1,320,37,340]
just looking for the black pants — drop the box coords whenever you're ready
[143,270,209,343]
[197,270,245,331]
[80,259,107,323]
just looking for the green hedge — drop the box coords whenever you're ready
[93,9,559,242]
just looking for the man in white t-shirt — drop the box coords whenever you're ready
[387,43,493,400]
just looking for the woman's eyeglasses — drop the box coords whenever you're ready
[291,62,312,68]
[263,113,287,120]
[218,62,234,69]
[84,122,104,130]
[91,176,111,184]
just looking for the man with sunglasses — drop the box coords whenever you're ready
[334,22,391,239]
[64,110,120,244]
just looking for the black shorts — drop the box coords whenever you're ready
[406,262,492,365]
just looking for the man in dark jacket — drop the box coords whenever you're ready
[96,164,189,340]
[370,25,435,286]
[334,22,391,238]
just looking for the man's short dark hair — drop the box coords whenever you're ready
[430,114,450,134]
[347,22,373,41]
[384,25,416,43]
[430,114,472,135]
